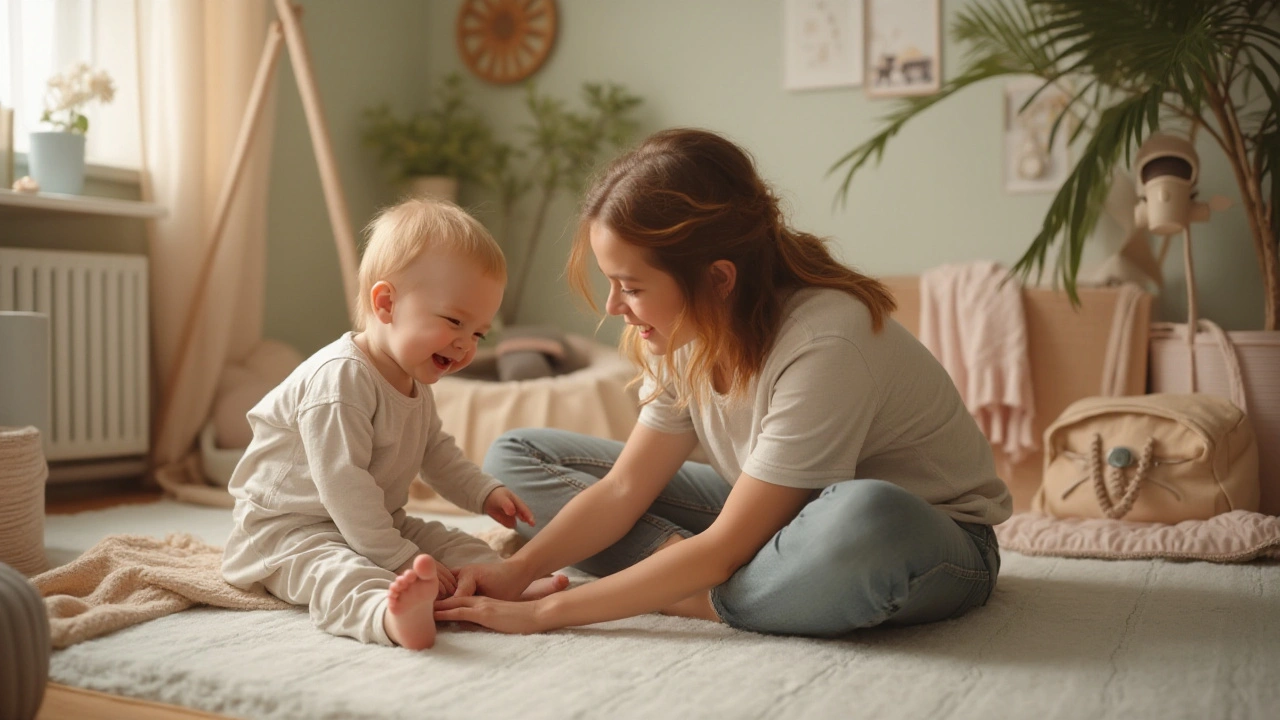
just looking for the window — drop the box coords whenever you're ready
[1,0,140,169]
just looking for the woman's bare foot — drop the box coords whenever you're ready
[384,554,439,649]
[519,574,570,600]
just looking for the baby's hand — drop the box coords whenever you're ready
[435,563,457,599]
[483,486,535,529]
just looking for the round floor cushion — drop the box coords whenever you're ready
[0,562,50,719]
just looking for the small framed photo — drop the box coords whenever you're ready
[1003,77,1074,194]
[864,0,941,98]
[783,0,865,91]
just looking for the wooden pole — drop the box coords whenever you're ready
[273,0,360,319]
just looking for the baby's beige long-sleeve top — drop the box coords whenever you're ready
[222,333,500,587]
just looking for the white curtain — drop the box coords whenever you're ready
[137,0,272,503]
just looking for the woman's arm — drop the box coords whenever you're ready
[451,423,699,599]
[436,473,812,632]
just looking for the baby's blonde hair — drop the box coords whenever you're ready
[355,197,506,330]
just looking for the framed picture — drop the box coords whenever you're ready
[783,0,865,91]
[864,0,941,97]
[1003,77,1074,194]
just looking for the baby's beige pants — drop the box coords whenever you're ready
[260,516,498,645]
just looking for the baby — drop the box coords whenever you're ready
[222,197,564,649]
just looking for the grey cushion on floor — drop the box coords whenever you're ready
[0,562,49,720]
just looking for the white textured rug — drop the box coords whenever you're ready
[44,501,1280,720]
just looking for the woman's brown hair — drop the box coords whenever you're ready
[567,128,895,407]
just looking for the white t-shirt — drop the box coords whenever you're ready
[638,288,1011,525]
[224,333,501,576]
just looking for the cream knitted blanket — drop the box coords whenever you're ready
[33,533,289,648]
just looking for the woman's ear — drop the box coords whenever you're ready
[370,281,395,324]
[709,260,737,299]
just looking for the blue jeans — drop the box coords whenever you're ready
[484,428,1001,637]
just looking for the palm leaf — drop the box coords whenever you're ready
[1010,85,1166,301]
[830,0,1053,205]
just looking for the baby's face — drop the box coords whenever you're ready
[384,252,504,385]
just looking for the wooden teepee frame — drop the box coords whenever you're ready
[152,0,358,458]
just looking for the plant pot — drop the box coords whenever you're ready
[406,175,458,203]
[1149,325,1280,515]
[26,131,86,195]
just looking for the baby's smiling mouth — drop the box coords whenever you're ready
[432,354,454,371]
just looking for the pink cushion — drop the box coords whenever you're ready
[994,510,1280,562]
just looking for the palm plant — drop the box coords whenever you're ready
[831,0,1280,329]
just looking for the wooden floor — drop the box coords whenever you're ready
[38,684,226,720]
[39,481,234,720]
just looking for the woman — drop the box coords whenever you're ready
[435,128,1010,637]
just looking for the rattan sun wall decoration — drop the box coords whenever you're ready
[456,0,558,84]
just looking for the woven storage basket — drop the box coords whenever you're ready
[0,426,48,575]
[0,562,50,719]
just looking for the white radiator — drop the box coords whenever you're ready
[0,248,149,463]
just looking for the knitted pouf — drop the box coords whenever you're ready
[0,562,50,720]
[0,426,48,576]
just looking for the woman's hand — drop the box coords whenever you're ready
[483,486,535,529]
[451,558,534,600]
[434,595,550,635]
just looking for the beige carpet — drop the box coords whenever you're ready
[43,501,1280,720]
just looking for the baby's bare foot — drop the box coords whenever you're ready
[520,573,570,600]
[384,554,439,649]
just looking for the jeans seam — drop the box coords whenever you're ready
[909,562,990,587]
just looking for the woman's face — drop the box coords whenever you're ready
[589,221,692,355]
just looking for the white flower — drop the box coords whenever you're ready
[40,63,115,133]
[89,71,115,104]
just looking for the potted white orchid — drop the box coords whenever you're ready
[27,62,115,195]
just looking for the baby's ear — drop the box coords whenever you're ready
[370,281,395,322]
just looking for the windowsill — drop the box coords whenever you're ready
[84,162,142,184]
[12,151,143,185]
[0,188,166,218]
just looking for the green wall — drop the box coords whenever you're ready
[411,0,1262,338]
[262,0,435,353]
[269,0,1263,354]
[16,0,1256,357]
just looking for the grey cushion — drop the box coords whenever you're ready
[0,562,49,720]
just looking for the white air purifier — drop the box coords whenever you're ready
[0,311,51,445]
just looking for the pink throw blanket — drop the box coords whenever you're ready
[920,261,1036,461]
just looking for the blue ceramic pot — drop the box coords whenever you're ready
[27,130,86,195]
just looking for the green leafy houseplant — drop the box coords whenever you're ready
[831,0,1280,330]
[484,82,643,324]
[361,73,495,183]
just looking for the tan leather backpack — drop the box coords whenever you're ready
[1035,393,1258,523]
